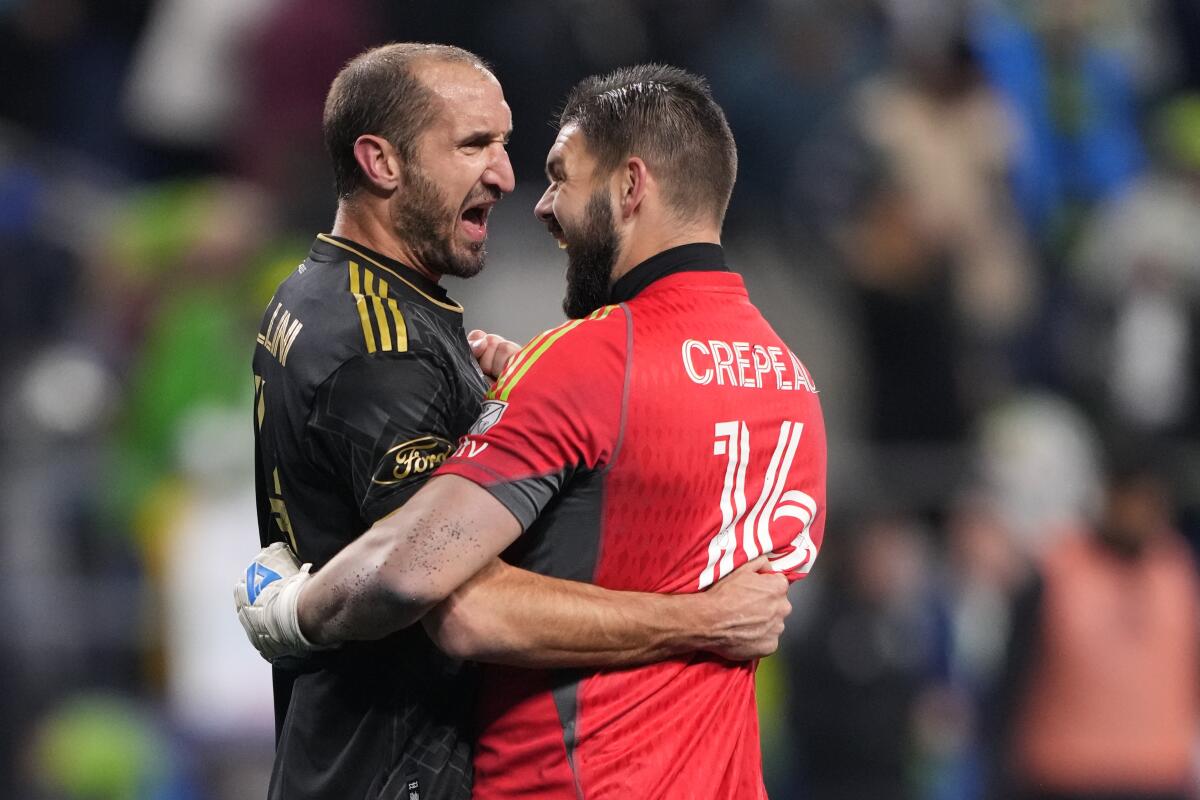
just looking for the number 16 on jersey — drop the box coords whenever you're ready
[698,420,820,589]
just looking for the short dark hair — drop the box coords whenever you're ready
[323,42,491,199]
[559,64,738,226]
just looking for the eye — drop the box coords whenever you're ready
[458,136,492,154]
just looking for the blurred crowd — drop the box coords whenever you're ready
[2,0,1200,798]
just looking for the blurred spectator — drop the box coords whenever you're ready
[229,0,376,229]
[102,178,275,538]
[1072,94,1200,435]
[942,494,1030,693]
[977,391,1104,550]
[834,169,968,442]
[29,692,198,800]
[698,0,886,224]
[0,124,125,373]
[971,0,1145,257]
[856,31,1037,405]
[919,492,1031,800]
[988,451,1200,800]
[786,514,941,800]
[122,0,282,176]
[0,0,152,170]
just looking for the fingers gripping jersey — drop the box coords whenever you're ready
[438,266,827,799]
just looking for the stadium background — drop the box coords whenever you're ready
[2,0,1199,797]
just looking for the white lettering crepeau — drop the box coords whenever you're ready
[681,339,817,393]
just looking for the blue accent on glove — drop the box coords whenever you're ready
[246,562,283,604]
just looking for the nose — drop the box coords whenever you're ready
[534,185,555,223]
[484,145,516,195]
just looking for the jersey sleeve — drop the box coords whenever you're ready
[436,308,628,530]
[306,352,460,525]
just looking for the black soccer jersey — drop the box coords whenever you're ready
[252,234,488,800]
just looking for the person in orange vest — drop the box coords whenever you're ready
[988,452,1200,800]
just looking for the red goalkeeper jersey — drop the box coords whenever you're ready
[437,243,826,799]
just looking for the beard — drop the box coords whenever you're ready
[561,190,620,319]
[391,162,487,279]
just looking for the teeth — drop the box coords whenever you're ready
[557,241,568,250]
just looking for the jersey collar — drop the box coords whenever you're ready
[312,234,456,306]
[608,242,729,304]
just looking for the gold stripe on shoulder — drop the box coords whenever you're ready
[389,298,408,351]
[490,320,570,399]
[363,270,392,351]
[349,261,408,354]
[589,304,619,320]
[490,307,623,401]
[349,262,377,353]
[318,233,463,313]
[377,275,408,349]
[495,319,586,401]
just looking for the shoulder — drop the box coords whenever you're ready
[255,252,456,407]
[487,304,628,403]
[270,245,464,367]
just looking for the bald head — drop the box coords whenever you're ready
[323,42,493,199]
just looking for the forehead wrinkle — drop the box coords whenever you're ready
[434,91,511,144]
[422,62,506,117]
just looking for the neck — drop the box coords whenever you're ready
[331,199,441,283]
[610,222,721,284]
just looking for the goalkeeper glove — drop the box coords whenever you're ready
[233,542,329,661]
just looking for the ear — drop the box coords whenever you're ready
[617,157,650,221]
[352,134,403,193]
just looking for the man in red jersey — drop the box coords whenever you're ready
[243,64,826,799]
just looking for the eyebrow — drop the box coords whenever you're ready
[459,128,513,147]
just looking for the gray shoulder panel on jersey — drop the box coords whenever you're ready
[465,462,572,534]
[550,674,587,800]
[498,467,603,584]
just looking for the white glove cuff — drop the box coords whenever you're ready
[273,568,323,652]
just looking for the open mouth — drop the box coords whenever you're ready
[460,202,493,241]
[547,220,568,249]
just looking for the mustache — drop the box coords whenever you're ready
[462,186,502,210]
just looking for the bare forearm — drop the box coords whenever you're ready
[424,560,723,667]
[297,522,439,644]
[297,476,522,645]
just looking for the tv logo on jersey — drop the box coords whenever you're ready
[448,401,508,460]
[372,436,453,485]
